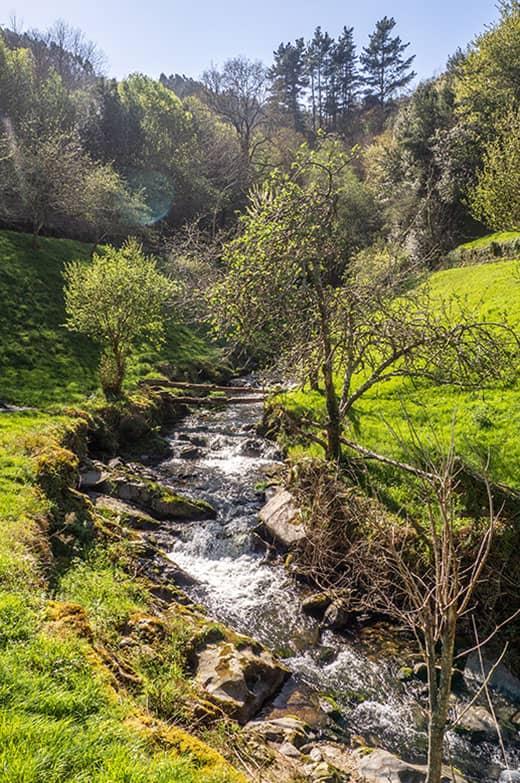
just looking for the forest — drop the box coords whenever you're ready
[0,3,519,783]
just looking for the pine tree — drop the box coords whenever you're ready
[268,38,308,132]
[332,26,360,124]
[305,27,333,130]
[360,16,416,108]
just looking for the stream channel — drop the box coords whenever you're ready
[146,388,520,782]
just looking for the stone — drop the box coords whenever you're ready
[322,600,351,631]
[259,489,305,549]
[279,741,301,758]
[499,772,520,783]
[302,592,333,619]
[455,704,498,742]
[79,461,109,489]
[195,641,288,724]
[356,749,467,783]
[309,747,323,762]
[464,652,520,705]
[245,716,310,748]
[93,495,161,530]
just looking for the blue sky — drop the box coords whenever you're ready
[3,0,499,82]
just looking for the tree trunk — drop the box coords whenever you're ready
[322,359,342,462]
[426,609,457,783]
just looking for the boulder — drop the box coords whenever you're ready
[455,704,498,742]
[100,473,216,520]
[464,652,520,705]
[302,592,333,620]
[259,489,305,549]
[322,600,351,631]
[195,641,288,723]
[499,772,520,783]
[356,749,467,783]
[93,495,161,530]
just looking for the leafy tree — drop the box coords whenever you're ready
[211,141,515,461]
[64,240,177,397]
[455,1,520,137]
[469,107,520,230]
[360,16,416,111]
[268,39,308,132]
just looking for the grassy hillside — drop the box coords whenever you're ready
[0,230,244,782]
[0,230,222,406]
[282,256,520,491]
[446,230,520,267]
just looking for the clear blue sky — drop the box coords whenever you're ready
[3,0,499,82]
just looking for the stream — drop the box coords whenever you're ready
[150,390,520,783]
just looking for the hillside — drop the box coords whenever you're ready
[0,230,222,406]
[0,231,247,782]
[281,254,520,491]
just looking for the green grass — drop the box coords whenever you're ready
[0,229,223,406]
[457,231,520,251]
[447,230,520,267]
[281,257,520,492]
[0,229,242,781]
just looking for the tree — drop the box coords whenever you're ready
[355,446,519,783]
[469,107,520,231]
[202,57,268,167]
[64,240,177,397]
[305,27,333,131]
[332,26,360,129]
[268,39,308,132]
[360,16,416,111]
[211,141,516,461]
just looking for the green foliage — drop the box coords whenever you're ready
[64,239,178,397]
[281,257,520,489]
[469,108,520,231]
[360,16,416,108]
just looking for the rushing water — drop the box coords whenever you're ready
[152,393,520,782]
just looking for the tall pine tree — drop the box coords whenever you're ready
[361,17,416,109]
[268,38,308,132]
[332,26,360,125]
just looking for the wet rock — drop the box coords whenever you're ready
[455,704,498,742]
[302,592,333,620]
[259,489,305,549]
[241,438,264,457]
[92,494,162,530]
[355,749,467,783]
[100,473,216,520]
[79,461,110,489]
[499,771,520,782]
[245,716,310,748]
[322,600,351,631]
[464,652,520,704]
[178,444,201,460]
[195,641,288,724]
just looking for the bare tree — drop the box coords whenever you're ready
[202,57,268,167]
[355,448,518,783]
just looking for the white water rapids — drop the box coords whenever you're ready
[150,394,520,782]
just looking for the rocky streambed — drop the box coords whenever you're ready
[81,388,520,783]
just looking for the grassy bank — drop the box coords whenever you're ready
[278,256,520,493]
[0,230,223,406]
[0,229,245,781]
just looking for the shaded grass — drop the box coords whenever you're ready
[0,229,224,406]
